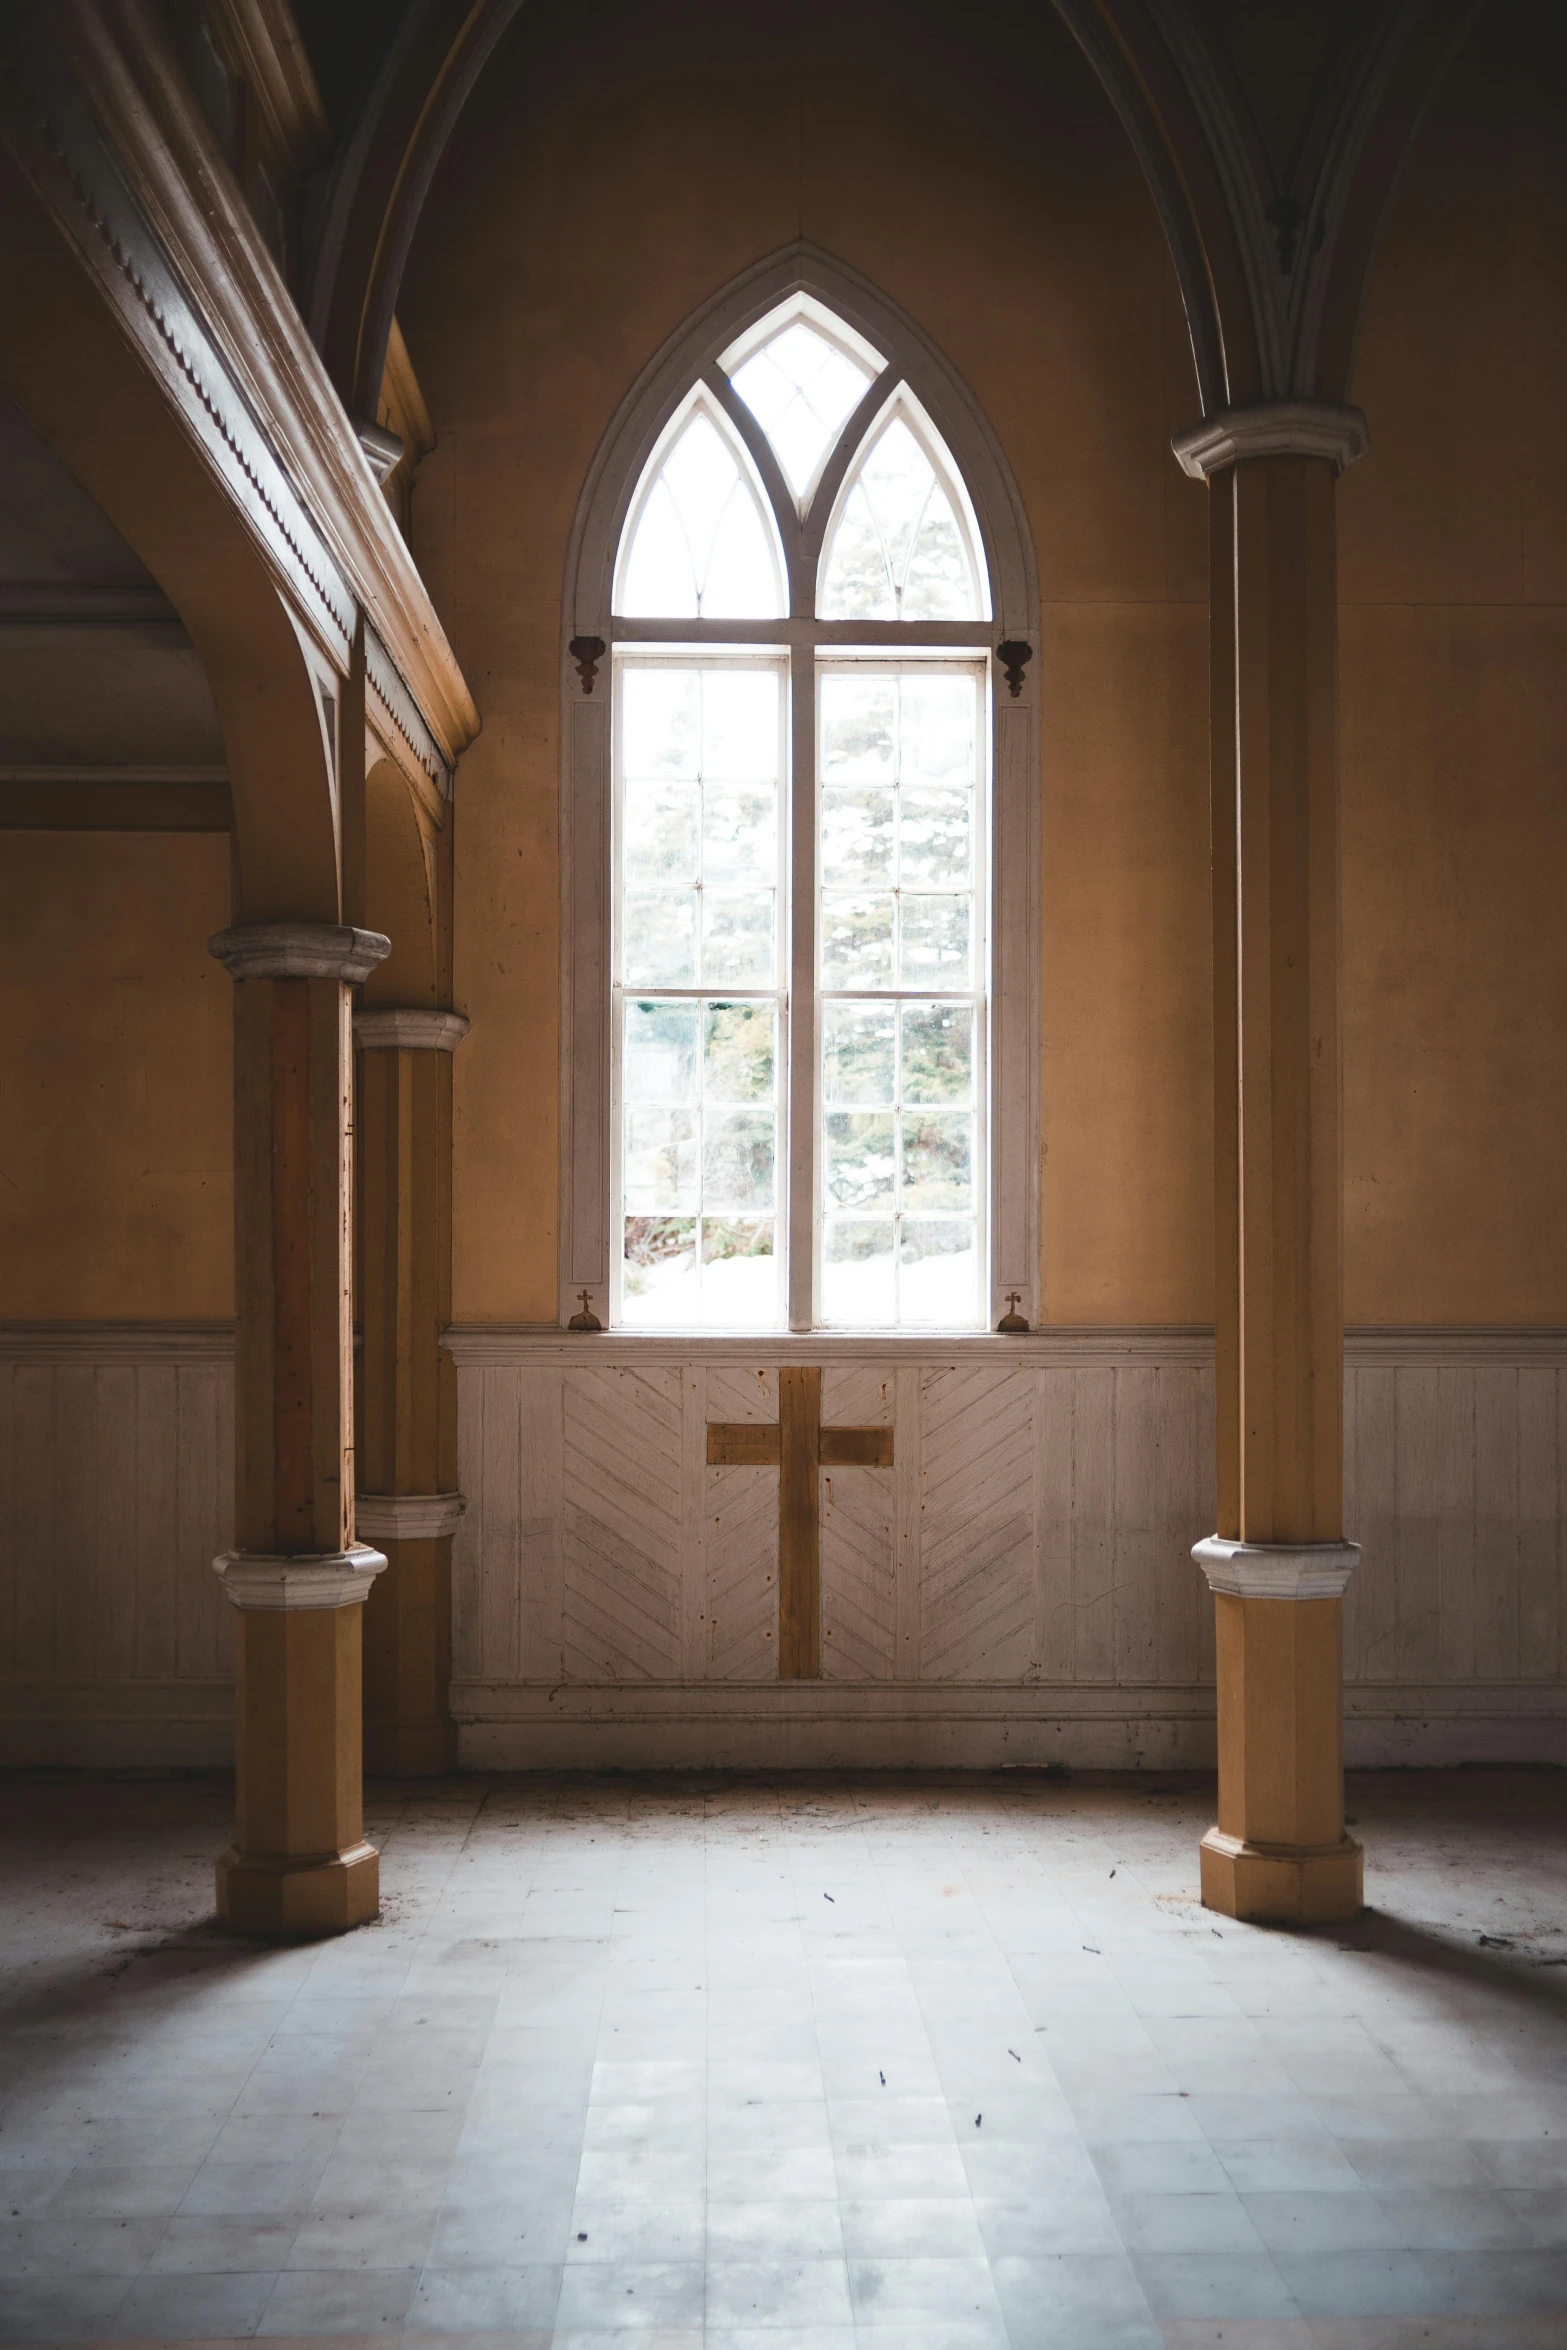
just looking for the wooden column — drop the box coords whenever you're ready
[1175,403,1369,1925]
[208,922,390,1936]
[353,1007,468,1776]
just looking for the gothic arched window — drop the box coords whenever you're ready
[562,259,1038,1336]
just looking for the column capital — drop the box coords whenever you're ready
[1172,401,1369,481]
[1193,1536,1359,1600]
[353,1008,471,1052]
[356,1491,467,1539]
[213,1545,388,1610]
[208,924,391,982]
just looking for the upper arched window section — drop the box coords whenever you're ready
[818,398,988,622]
[617,395,785,619]
[724,298,883,512]
[612,295,990,625]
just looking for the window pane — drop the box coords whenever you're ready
[820,676,895,781]
[821,892,895,986]
[619,410,783,618]
[623,891,696,984]
[623,781,698,888]
[821,788,893,886]
[619,998,780,1330]
[617,660,784,1331]
[898,791,970,887]
[900,893,970,987]
[901,1110,973,1208]
[623,1000,699,1104]
[821,1218,895,1324]
[704,999,773,1099]
[702,671,780,780]
[900,1219,976,1326]
[624,1107,697,1210]
[818,661,985,1328]
[819,415,982,621]
[730,321,876,503]
[823,1002,894,1104]
[901,1002,972,1102]
[702,890,773,986]
[623,667,701,777]
[825,1110,895,1209]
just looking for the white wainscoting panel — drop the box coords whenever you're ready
[0,1327,235,1764]
[3,1324,1564,1770]
[447,1329,1567,1769]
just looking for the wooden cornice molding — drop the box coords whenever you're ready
[208,0,328,171]
[0,0,477,798]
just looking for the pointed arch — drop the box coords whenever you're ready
[560,249,1040,1334]
[566,245,1038,649]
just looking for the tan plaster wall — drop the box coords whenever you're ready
[1339,2,1567,1323]
[404,0,1214,1328]
[0,833,233,1319]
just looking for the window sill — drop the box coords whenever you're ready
[442,1325,1215,1367]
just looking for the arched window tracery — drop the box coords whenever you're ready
[562,258,1039,1337]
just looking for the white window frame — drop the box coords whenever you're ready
[611,645,791,1331]
[561,244,1040,1334]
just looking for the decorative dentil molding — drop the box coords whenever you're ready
[353,1007,470,1052]
[1193,1536,1360,1601]
[213,1545,387,1610]
[1172,400,1370,479]
[208,922,391,982]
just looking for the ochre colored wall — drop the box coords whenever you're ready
[1339,2,1567,1322]
[0,833,232,1319]
[403,0,1215,1328]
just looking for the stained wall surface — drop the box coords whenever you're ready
[0,3,1559,1343]
[1339,0,1567,1324]
[0,834,233,1321]
[402,0,1215,1330]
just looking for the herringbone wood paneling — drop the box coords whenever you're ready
[919,1364,1035,1680]
[562,1367,683,1679]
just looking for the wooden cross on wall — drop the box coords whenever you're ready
[707,1367,893,1678]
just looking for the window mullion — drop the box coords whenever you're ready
[787,648,817,1332]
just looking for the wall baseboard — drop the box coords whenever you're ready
[0,1676,1558,1772]
[0,1681,234,1768]
[450,1679,1567,1772]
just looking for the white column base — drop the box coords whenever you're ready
[1193,1536,1359,1599]
[355,1493,467,1540]
[213,1546,389,1610]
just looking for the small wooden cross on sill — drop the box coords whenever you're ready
[707,1366,892,1680]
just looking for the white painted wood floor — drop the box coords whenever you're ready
[0,1769,1565,2347]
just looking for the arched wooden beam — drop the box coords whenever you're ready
[1311,0,1484,405]
[0,145,341,920]
[1047,0,1235,411]
[307,0,528,425]
[1052,0,1483,413]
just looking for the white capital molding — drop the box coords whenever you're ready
[353,1009,471,1053]
[355,1492,468,1540]
[213,1545,388,1610]
[1193,1535,1360,1600]
[1172,402,1370,480]
[208,924,392,982]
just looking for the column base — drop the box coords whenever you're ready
[1200,1826,1363,1924]
[216,1838,380,1938]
